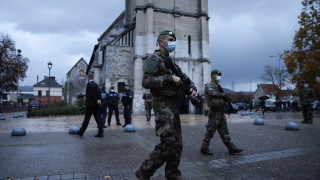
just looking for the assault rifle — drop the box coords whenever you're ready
[216,84,235,114]
[163,57,199,106]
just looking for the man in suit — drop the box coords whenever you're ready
[77,73,104,137]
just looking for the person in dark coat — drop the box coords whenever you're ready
[260,99,266,115]
[107,86,122,126]
[121,84,133,127]
[77,73,104,137]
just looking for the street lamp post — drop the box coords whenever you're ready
[16,49,21,109]
[47,61,52,104]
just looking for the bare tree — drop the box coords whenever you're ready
[260,65,290,100]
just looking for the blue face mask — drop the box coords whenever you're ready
[165,41,176,53]
[216,76,222,82]
[304,84,308,88]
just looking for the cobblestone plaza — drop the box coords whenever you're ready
[0,111,319,179]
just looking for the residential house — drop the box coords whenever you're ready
[65,58,88,104]
[253,84,280,100]
[33,76,62,104]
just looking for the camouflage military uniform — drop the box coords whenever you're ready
[138,50,196,179]
[300,87,315,124]
[143,92,153,121]
[201,79,243,155]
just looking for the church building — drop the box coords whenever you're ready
[87,0,211,114]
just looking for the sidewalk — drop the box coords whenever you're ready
[0,111,319,179]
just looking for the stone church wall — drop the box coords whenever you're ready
[104,45,135,92]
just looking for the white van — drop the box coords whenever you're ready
[265,99,276,112]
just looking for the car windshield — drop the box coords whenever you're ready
[265,101,275,105]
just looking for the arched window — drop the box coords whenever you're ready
[79,70,84,76]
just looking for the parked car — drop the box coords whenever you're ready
[235,102,248,111]
[27,101,40,111]
[264,99,276,112]
[229,103,239,114]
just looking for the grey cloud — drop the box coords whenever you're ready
[208,0,301,90]
[0,0,124,34]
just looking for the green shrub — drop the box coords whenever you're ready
[27,101,86,117]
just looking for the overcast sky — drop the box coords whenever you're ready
[0,0,302,91]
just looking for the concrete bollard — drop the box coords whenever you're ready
[0,115,5,120]
[124,124,136,132]
[254,118,264,125]
[13,114,19,118]
[11,127,27,136]
[68,125,80,134]
[285,122,299,130]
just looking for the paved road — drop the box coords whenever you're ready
[0,111,319,179]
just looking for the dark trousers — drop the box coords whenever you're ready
[79,106,103,135]
[145,104,152,121]
[101,106,107,125]
[302,104,313,123]
[124,105,132,125]
[108,105,120,124]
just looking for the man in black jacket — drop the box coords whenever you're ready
[77,73,104,137]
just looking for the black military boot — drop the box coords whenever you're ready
[135,169,150,180]
[200,147,213,155]
[228,144,244,155]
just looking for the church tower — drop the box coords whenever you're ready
[130,0,211,114]
[87,0,211,114]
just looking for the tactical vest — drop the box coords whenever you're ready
[147,54,179,97]
[108,91,119,104]
[205,82,228,111]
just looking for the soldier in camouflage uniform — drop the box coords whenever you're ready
[135,30,197,180]
[143,90,153,121]
[200,70,244,155]
[300,83,315,124]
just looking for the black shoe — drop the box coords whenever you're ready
[229,147,244,155]
[122,124,127,127]
[301,121,307,123]
[102,125,107,128]
[116,122,122,126]
[108,123,111,126]
[135,169,150,180]
[94,134,103,138]
[76,132,83,137]
[200,148,213,155]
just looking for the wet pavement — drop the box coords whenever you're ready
[0,111,319,179]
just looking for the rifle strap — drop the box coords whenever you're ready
[217,84,224,93]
